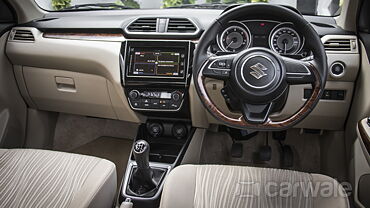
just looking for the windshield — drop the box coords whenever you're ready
[35,0,342,16]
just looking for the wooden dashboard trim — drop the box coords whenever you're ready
[196,62,322,129]
[358,120,370,156]
[43,33,124,40]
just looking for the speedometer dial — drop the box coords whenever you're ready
[219,25,251,53]
[269,27,301,55]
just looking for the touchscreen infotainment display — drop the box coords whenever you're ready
[127,47,186,78]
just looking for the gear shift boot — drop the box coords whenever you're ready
[128,167,166,196]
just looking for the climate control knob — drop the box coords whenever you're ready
[171,91,182,102]
[129,90,140,100]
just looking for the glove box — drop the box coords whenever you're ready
[21,66,117,119]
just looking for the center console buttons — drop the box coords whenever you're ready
[128,90,184,111]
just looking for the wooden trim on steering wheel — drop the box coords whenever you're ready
[195,62,322,130]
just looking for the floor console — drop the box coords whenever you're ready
[119,120,194,208]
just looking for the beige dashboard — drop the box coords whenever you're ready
[6,27,359,130]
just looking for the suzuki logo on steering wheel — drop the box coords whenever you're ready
[250,63,268,79]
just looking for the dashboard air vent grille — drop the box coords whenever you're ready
[324,39,353,52]
[12,29,35,42]
[127,18,157,32]
[167,18,197,33]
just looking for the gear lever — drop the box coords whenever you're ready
[128,140,167,196]
[132,140,156,192]
[133,140,151,172]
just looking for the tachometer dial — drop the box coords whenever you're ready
[219,25,251,53]
[270,27,302,55]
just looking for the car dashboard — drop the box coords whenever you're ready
[5,8,360,130]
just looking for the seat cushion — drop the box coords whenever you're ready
[0,149,117,208]
[160,165,349,208]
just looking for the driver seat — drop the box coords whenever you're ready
[160,165,349,208]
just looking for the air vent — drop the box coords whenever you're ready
[167,18,197,33]
[127,18,157,32]
[11,29,35,42]
[324,39,353,52]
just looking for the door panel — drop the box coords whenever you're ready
[353,118,370,208]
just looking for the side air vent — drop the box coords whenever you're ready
[127,18,157,32]
[11,29,35,42]
[167,18,197,33]
[323,38,356,52]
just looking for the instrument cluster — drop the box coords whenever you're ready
[215,20,307,56]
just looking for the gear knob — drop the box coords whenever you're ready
[133,140,150,171]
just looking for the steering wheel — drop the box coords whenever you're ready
[193,4,327,130]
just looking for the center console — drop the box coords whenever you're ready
[121,40,194,114]
[119,40,195,207]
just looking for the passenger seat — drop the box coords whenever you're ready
[0,149,116,208]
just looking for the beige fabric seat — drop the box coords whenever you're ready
[0,149,117,208]
[160,165,349,208]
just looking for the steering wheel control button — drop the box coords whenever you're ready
[209,59,232,69]
[217,60,227,68]
[330,62,345,78]
[213,69,222,74]
[204,60,232,80]
[221,70,230,76]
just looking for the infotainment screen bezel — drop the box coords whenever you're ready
[123,40,192,85]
